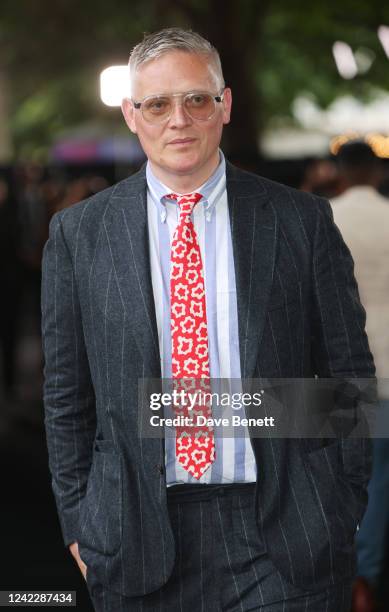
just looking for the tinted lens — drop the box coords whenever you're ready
[142,96,172,123]
[185,93,215,120]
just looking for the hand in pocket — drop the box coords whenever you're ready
[69,541,87,580]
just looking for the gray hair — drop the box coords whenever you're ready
[129,27,225,90]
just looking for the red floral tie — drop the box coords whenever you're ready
[167,192,215,479]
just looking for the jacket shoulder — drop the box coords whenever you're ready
[229,163,331,217]
[259,175,335,248]
[226,163,333,254]
[50,168,146,242]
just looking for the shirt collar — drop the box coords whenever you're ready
[146,149,226,223]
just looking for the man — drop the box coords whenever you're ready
[41,28,375,611]
[331,141,389,610]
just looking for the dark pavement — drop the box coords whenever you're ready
[0,318,93,611]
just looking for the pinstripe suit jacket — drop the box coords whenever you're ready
[41,161,375,598]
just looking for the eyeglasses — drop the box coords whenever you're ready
[132,89,225,125]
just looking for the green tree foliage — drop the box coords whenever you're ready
[1,0,389,159]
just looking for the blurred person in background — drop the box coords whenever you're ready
[0,173,22,402]
[16,163,49,337]
[53,175,109,214]
[42,28,375,612]
[299,157,340,198]
[40,176,66,228]
[331,141,389,612]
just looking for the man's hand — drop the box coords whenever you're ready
[69,541,87,580]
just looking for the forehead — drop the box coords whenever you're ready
[131,51,218,98]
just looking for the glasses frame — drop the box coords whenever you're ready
[131,88,226,125]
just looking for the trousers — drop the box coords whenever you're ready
[86,482,353,611]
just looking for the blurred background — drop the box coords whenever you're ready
[1,1,389,610]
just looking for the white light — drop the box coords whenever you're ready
[293,90,389,133]
[100,66,131,107]
[332,41,358,79]
[378,25,389,59]
[354,47,375,74]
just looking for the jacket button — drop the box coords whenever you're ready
[155,463,164,475]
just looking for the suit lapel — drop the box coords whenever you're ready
[103,167,161,374]
[226,162,278,379]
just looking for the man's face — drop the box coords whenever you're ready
[122,51,232,186]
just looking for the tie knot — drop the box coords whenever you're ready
[165,192,203,215]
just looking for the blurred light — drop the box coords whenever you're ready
[332,42,358,79]
[330,132,361,155]
[354,47,375,74]
[100,66,131,107]
[293,95,321,126]
[295,92,389,133]
[330,132,389,158]
[378,25,389,59]
[366,132,389,158]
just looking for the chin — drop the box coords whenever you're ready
[168,155,201,175]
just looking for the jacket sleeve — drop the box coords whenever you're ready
[41,210,96,547]
[311,197,376,520]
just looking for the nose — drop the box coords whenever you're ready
[168,98,192,128]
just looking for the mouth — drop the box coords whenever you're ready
[167,137,196,146]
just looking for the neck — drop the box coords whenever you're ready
[149,153,220,194]
[342,173,379,191]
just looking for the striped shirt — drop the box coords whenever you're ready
[146,150,257,485]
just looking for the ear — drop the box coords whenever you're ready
[121,98,137,134]
[222,87,232,125]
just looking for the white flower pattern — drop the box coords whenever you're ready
[179,316,196,334]
[171,262,184,280]
[190,301,203,318]
[174,283,189,301]
[177,336,193,355]
[191,282,205,300]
